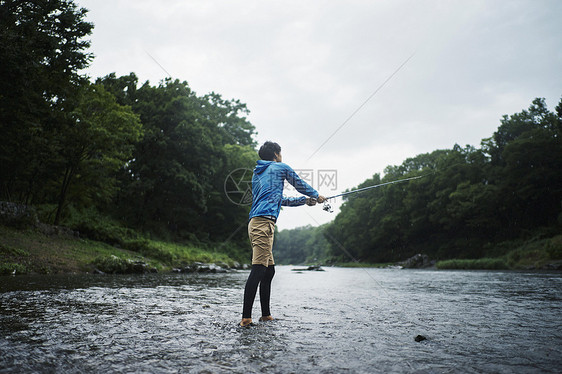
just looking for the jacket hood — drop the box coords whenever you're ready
[254,160,274,174]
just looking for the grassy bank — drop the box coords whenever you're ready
[436,235,562,270]
[0,225,242,275]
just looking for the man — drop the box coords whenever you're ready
[240,141,326,327]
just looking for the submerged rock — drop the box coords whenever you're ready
[291,265,325,272]
[414,335,427,342]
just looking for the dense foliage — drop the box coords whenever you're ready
[274,98,562,264]
[0,1,257,258]
[0,0,95,222]
[96,73,257,246]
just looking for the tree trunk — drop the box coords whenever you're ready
[54,165,74,225]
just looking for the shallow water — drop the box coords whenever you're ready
[0,267,561,373]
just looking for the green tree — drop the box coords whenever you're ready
[97,74,257,241]
[51,83,142,224]
[326,97,562,263]
[486,98,562,234]
[204,143,257,244]
[0,0,93,203]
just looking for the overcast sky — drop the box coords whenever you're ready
[77,0,562,231]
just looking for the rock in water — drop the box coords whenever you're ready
[291,265,325,272]
[414,335,427,342]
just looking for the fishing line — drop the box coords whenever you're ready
[145,49,173,78]
[306,52,415,162]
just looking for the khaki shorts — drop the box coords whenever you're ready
[248,217,275,266]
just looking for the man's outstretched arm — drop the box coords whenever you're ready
[282,166,326,205]
[281,195,307,207]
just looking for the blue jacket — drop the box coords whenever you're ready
[249,160,319,220]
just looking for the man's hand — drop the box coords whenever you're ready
[306,198,317,206]
[317,195,327,203]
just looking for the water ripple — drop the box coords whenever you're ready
[1,268,561,373]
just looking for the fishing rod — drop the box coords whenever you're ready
[321,174,430,213]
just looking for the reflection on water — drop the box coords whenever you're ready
[1,268,561,373]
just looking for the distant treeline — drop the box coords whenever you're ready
[275,97,562,264]
[273,224,330,265]
[0,1,256,257]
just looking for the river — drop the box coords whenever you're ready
[0,267,560,373]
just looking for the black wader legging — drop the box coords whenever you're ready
[242,264,275,319]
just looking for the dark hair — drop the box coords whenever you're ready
[258,141,281,161]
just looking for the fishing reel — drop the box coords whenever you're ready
[323,201,333,213]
